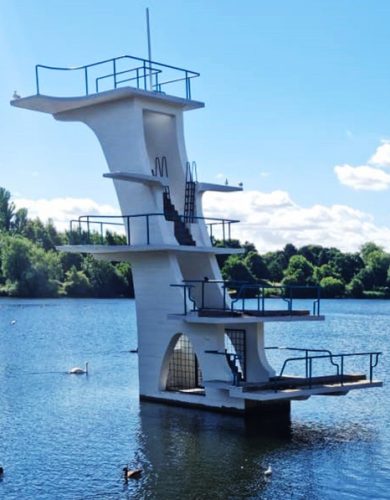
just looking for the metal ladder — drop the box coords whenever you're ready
[184,161,197,223]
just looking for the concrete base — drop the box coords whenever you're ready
[140,393,291,421]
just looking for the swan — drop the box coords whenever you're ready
[264,465,272,477]
[68,362,88,375]
[123,466,142,480]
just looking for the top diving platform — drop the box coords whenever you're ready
[11,55,204,113]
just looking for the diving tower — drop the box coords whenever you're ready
[11,55,382,416]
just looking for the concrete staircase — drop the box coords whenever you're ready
[163,191,196,246]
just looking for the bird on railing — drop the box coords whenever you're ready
[12,91,21,99]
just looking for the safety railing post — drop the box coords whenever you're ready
[100,222,104,244]
[126,217,130,245]
[340,355,344,386]
[85,67,89,95]
[201,281,205,309]
[309,357,313,388]
[113,59,117,89]
[86,217,90,243]
[35,66,40,95]
[305,350,309,378]
[146,215,150,244]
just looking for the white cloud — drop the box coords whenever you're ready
[369,140,390,167]
[14,197,120,231]
[202,190,390,252]
[13,192,390,253]
[334,164,390,191]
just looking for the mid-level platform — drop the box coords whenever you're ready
[206,375,382,402]
[57,244,244,257]
[170,311,324,324]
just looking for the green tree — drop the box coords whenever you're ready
[222,255,255,283]
[0,188,15,232]
[62,266,92,297]
[347,276,364,298]
[320,276,345,298]
[82,257,128,297]
[282,255,314,285]
[244,252,269,281]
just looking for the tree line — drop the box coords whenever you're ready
[0,187,134,298]
[1,186,389,299]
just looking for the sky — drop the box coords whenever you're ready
[2,0,390,252]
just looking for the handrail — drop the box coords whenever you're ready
[277,351,382,387]
[266,346,340,378]
[95,66,162,93]
[35,54,200,99]
[230,283,321,315]
[172,279,322,317]
[204,350,243,386]
[68,212,238,246]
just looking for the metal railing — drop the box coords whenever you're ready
[35,54,200,100]
[170,279,321,316]
[272,349,382,387]
[204,350,243,386]
[68,213,238,246]
[231,284,321,315]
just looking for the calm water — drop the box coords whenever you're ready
[0,298,388,499]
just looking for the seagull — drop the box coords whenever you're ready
[225,178,229,185]
[10,320,16,325]
[264,465,272,477]
[12,91,21,99]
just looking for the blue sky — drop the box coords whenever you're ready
[2,0,390,251]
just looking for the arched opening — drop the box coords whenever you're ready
[165,334,204,394]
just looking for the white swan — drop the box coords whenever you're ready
[264,465,272,477]
[68,362,88,375]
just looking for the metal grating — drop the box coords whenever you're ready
[225,329,246,382]
[166,334,203,390]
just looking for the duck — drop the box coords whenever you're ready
[264,465,272,477]
[68,362,88,375]
[123,466,142,480]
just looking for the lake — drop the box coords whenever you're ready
[0,298,388,499]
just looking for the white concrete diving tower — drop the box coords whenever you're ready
[11,55,382,417]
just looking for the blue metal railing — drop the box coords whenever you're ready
[170,279,322,317]
[204,350,243,386]
[69,213,238,246]
[231,284,321,315]
[273,350,382,387]
[35,55,200,100]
